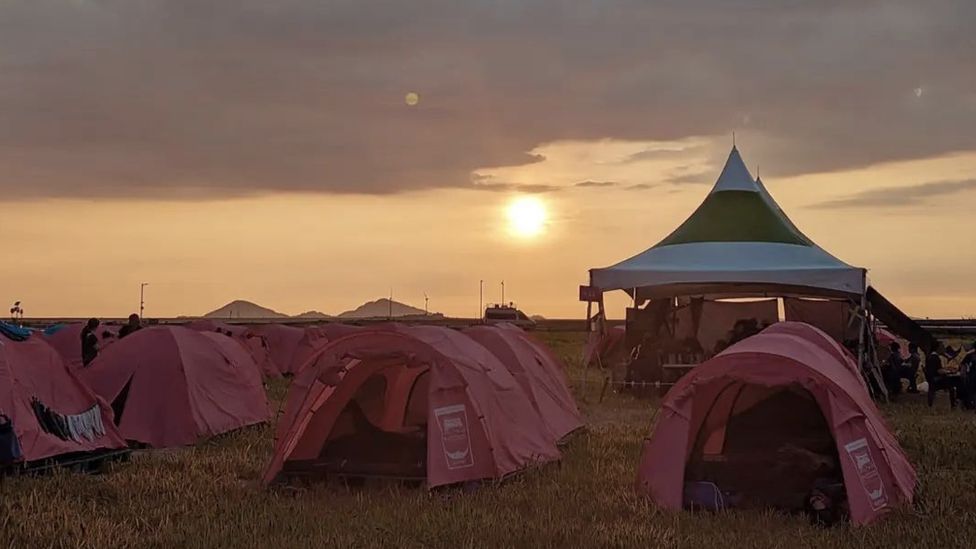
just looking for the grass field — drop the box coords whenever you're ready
[2,332,975,548]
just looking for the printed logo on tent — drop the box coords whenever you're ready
[434,404,474,470]
[844,438,888,511]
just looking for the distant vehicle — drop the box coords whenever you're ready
[484,303,536,328]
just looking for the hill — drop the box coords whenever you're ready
[203,300,288,319]
[294,310,333,319]
[338,298,432,319]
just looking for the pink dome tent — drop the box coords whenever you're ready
[762,322,864,388]
[44,323,120,370]
[287,324,365,376]
[79,326,270,448]
[875,326,909,361]
[0,336,127,467]
[185,320,281,379]
[263,327,561,487]
[583,325,626,369]
[463,324,582,443]
[247,324,305,376]
[184,319,249,338]
[637,322,916,525]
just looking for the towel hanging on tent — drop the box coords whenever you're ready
[30,398,104,443]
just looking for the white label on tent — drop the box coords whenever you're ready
[843,438,888,511]
[434,404,474,470]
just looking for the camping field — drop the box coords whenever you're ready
[2,332,975,548]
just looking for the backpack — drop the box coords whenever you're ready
[683,481,728,511]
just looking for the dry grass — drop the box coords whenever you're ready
[2,332,974,548]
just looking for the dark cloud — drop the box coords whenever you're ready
[574,180,618,188]
[1,1,975,199]
[810,179,976,209]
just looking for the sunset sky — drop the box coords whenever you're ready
[2,1,975,319]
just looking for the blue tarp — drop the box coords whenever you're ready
[0,322,33,342]
[43,323,68,336]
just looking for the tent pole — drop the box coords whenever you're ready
[857,292,866,374]
[582,269,603,403]
[868,306,884,398]
[858,282,887,401]
[583,299,592,403]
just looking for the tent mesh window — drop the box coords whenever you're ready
[685,383,845,511]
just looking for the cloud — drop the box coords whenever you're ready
[810,179,976,209]
[1,1,975,199]
[622,147,696,163]
[625,183,659,191]
[574,180,618,188]
[665,170,713,185]
[468,182,560,194]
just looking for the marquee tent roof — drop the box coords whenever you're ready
[589,147,866,299]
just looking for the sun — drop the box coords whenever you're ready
[507,196,547,238]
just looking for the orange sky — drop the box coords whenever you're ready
[5,135,975,319]
[3,3,975,319]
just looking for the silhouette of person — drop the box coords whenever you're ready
[118,313,143,339]
[81,318,100,366]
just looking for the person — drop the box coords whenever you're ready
[901,343,921,394]
[80,318,100,367]
[959,341,976,409]
[118,313,142,339]
[925,342,958,409]
[882,342,904,398]
[728,318,760,346]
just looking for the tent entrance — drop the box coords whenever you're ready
[111,376,134,426]
[315,363,431,480]
[686,383,844,511]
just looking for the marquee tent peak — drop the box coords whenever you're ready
[589,146,865,297]
[711,146,759,193]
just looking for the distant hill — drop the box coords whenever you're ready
[338,298,433,319]
[294,310,332,319]
[204,300,288,319]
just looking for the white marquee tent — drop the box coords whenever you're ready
[590,147,865,299]
[584,146,934,396]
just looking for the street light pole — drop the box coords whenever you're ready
[140,283,149,318]
[479,280,483,322]
[501,280,505,305]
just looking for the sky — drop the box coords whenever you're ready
[2,1,975,319]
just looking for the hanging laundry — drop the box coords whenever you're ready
[29,398,104,443]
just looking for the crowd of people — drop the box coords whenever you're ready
[80,314,143,367]
[883,339,976,409]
